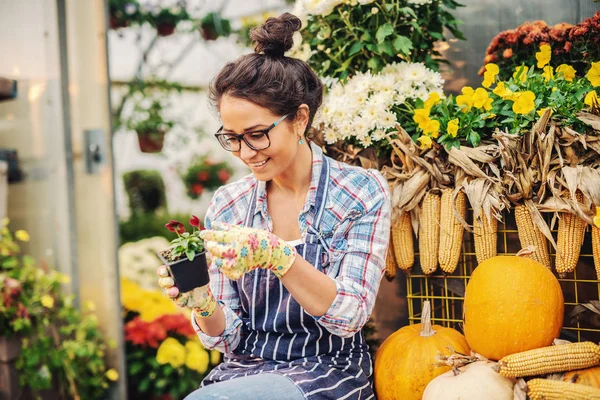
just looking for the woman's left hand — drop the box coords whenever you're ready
[200,222,296,280]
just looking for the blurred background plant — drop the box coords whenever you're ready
[180,157,233,200]
[0,219,117,399]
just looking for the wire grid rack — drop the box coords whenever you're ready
[406,209,600,343]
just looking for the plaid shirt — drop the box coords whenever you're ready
[193,143,391,353]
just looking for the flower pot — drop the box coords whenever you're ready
[156,22,176,37]
[0,336,22,400]
[157,251,210,293]
[136,130,166,153]
[109,15,129,30]
[200,26,219,41]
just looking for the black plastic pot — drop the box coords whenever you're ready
[158,251,210,293]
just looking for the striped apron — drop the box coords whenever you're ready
[202,156,374,399]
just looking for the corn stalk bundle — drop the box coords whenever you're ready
[384,127,451,275]
[448,144,508,265]
[495,111,556,267]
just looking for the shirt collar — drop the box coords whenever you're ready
[254,142,324,218]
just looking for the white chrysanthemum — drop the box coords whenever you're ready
[404,63,428,82]
[371,129,386,141]
[407,0,433,5]
[324,128,339,144]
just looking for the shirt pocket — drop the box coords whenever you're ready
[322,209,364,276]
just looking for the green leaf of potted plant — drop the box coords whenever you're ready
[157,216,209,293]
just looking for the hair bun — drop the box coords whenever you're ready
[250,13,302,57]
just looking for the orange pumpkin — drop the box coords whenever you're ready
[463,255,564,361]
[563,366,600,388]
[374,301,470,400]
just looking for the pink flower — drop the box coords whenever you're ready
[223,248,237,259]
[268,233,280,247]
[248,234,259,251]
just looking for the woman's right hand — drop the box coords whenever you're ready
[157,265,217,318]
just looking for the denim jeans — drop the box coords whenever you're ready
[184,373,306,400]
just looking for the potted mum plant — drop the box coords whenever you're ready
[157,216,209,293]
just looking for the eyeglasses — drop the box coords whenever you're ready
[214,114,289,152]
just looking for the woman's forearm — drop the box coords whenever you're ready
[280,256,337,317]
[194,303,227,336]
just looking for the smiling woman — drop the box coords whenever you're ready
[156,12,391,400]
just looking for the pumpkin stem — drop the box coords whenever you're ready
[420,300,435,337]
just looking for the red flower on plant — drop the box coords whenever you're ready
[190,215,202,228]
[217,169,231,184]
[196,171,210,182]
[192,184,204,195]
[564,41,572,53]
[502,48,513,59]
[155,314,196,337]
[165,220,185,234]
[125,317,167,348]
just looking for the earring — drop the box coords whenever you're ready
[299,138,304,145]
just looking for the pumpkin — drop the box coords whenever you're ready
[422,361,514,400]
[463,255,564,360]
[374,301,470,400]
[563,366,600,388]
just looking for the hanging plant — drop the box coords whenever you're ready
[181,157,233,199]
[108,0,143,30]
[147,6,191,37]
[126,98,175,153]
[200,12,232,41]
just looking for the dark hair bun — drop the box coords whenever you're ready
[250,13,302,57]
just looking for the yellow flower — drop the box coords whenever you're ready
[15,230,30,242]
[3,217,9,226]
[535,44,551,68]
[585,90,599,108]
[456,86,475,111]
[482,64,499,88]
[105,369,119,381]
[594,206,600,228]
[421,119,440,137]
[84,301,96,312]
[210,350,221,365]
[156,338,186,368]
[423,92,441,110]
[513,66,529,82]
[58,273,71,284]
[556,64,576,82]
[492,82,513,99]
[587,61,600,87]
[41,295,54,308]
[185,341,210,374]
[512,91,536,115]
[482,113,496,120]
[417,135,433,149]
[472,88,493,111]
[542,66,554,82]
[447,118,459,138]
[485,63,500,75]
[413,108,430,128]
[537,108,553,118]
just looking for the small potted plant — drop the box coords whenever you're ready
[157,216,209,293]
[108,0,142,30]
[199,12,232,41]
[150,6,191,37]
[127,99,175,153]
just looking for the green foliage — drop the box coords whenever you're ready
[123,169,167,215]
[181,157,233,200]
[299,0,465,80]
[0,220,115,399]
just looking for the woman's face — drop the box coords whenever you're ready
[219,95,304,181]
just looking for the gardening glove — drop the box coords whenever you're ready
[199,222,297,280]
[157,265,217,318]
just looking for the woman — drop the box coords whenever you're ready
[157,13,390,400]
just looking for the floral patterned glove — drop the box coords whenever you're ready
[157,265,217,318]
[199,222,297,280]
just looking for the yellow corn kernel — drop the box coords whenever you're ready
[392,211,414,273]
[593,224,600,281]
[384,233,397,281]
[527,378,600,400]
[555,192,586,278]
[514,204,550,268]
[473,212,498,264]
[438,189,466,274]
[496,342,600,378]
[419,191,441,275]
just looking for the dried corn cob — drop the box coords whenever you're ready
[495,342,600,378]
[514,204,550,268]
[527,378,600,400]
[593,224,600,281]
[473,212,498,264]
[384,233,397,281]
[392,211,414,272]
[419,192,441,274]
[556,192,586,278]
[438,189,466,274]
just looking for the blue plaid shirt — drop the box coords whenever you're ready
[193,143,391,353]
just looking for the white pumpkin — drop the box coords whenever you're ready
[422,361,514,400]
